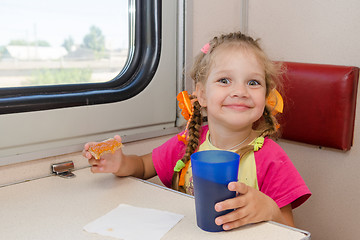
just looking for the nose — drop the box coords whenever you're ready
[230,83,248,98]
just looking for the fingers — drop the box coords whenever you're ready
[215,197,245,212]
[91,165,104,173]
[89,158,109,173]
[83,142,99,171]
[215,209,251,230]
[82,142,96,159]
[90,161,104,173]
[82,136,123,174]
[114,135,121,141]
[214,182,248,212]
[214,182,251,230]
[215,198,252,230]
[82,151,93,160]
[83,135,121,159]
[229,181,248,195]
[214,182,276,230]
[82,149,91,159]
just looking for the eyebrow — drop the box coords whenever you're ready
[211,69,265,79]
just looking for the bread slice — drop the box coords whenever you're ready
[88,138,123,159]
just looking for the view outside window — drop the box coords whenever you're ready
[0,0,129,88]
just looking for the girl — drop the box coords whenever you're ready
[83,31,311,230]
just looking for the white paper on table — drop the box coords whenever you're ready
[83,204,184,240]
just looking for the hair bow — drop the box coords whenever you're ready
[177,91,193,120]
[201,43,210,54]
[266,89,283,115]
[177,91,194,145]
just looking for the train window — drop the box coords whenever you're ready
[0,0,179,165]
[0,0,162,114]
[0,0,129,89]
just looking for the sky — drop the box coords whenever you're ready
[0,0,129,49]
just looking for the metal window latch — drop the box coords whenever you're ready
[51,161,76,178]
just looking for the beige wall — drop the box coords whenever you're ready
[190,0,243,52]
[249,1,360,240]
[184,0,244,90]
[187,1,360,239]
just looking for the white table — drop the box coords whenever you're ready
[0,168,310,239]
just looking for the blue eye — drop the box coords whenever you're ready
[248,80,260,86]
[218,78,230,84]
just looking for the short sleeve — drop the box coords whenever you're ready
[152,134,186,188]
[255,139,311,209]
[152,125,209,188]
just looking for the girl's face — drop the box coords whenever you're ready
[196,46,266,132]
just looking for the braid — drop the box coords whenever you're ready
[236,107,280,159]
[209,32,261,54]
[234,111,276,163]
[261,107,280,139]
[235,145,254,160]
[171,100,202,191]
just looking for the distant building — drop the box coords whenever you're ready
[63,47,96,61]
[5,46,67,61]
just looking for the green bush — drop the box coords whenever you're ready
[26,68,92,86]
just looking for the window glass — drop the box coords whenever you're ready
[0,0,128,88]
[0,0,177,166]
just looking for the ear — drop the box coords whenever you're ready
[195,83,207,107]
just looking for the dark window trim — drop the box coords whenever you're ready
[0,0,162,115]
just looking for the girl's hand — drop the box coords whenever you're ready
[214,182,293,230]
[82,135,123,174]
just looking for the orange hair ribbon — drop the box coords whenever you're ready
[177,91,193,120]
[177,91,194,145]
[266,89,283,115]
[178,160,191,187]
[266,89,284,129]
[176,91,196,188]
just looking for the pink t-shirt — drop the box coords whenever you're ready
[152,125,311,209]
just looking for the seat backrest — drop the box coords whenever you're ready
[278,62,359,151]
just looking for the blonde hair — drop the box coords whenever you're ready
[171,31,284,191]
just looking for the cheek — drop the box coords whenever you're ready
[258,98,266,109]
[258,103,266,119]
[253,92,267,114]
[202,89,220,108]
[198,86,218,108]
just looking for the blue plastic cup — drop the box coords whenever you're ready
[191,150,240,232]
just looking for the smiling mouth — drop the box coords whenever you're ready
[223,104,250,111]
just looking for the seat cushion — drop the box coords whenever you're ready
[278,62,359,151]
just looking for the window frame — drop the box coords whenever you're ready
[0,0,161,115]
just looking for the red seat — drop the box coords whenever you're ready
[278,62,359,151]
